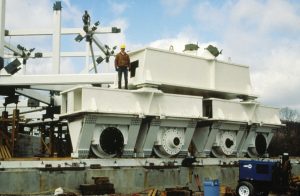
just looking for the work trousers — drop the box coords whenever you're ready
[118,67,128,89]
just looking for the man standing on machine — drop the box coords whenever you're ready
[114,44,130,89]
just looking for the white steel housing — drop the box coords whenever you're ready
[129,47,256,99]
[61,86,203,158]
[60,47,282,158]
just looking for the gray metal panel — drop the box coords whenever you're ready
[123,118,142,157]
[193,126,211,157]
[180,120,197,155]
[238,125,257,155]
[203,123,220,155]
[77,115,97,157]
[141,119,161,157]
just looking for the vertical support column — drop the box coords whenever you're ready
[179,120,197,157]
[0,0,6,70]
[192,122,221,157]
[85,42,90,73]
[236,124,248,157]
[49,123,55,156]
[52,1,61,74]
[0,110,8,145]
[11,109,19,157]
[238,124,257,157]
[203,122,220,155]
[140,118,160,157]
[123,118,142,157]
[57,123,62,156]
[40,125,46,154]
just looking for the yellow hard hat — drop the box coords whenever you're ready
[120,44,126,49]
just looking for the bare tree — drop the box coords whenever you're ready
[279,107,299,122]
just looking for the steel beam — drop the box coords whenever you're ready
[0,157,292,169]
[0,73,116,86]
[5,27,120,36]
[52,3,61,74]
[15,89,51,104]
[4,51,104,58]
[0,0,5,75]
[0,0,4,58]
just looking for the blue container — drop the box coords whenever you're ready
[203,179,219,196]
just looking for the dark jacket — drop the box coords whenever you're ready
[115,52,130,68]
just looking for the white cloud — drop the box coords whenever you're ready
[147,0,300,112]
[229,0,300,35]
[259,1,300,33]
[150,37,187,52]
[147,26,226,63]
[109,1,128,15]
[61,0,83,27]
[6,0,53,29]
[110,18,129,33]
[6,0,82,29]
[160,0,189,16]
[21,57,79,75]
[192,0,300,111]
[226,0,300,111]
[194,1,226,31]
[148,26,201,51]
[60,58,80,74]
[229,0,264,28]
[252,43,300,110]
[24,58,53,75]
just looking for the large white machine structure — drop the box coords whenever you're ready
[60,47,282,158]
[0,0,282,161]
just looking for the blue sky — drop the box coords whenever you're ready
[4,0,300,113]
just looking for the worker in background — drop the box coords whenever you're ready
[82,10,90,33]
[114,44,130,89]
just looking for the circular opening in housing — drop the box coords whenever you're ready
[173,137,180,146]
[100,127,124,155]
[225,138,234,148]
[255,134,267,156]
